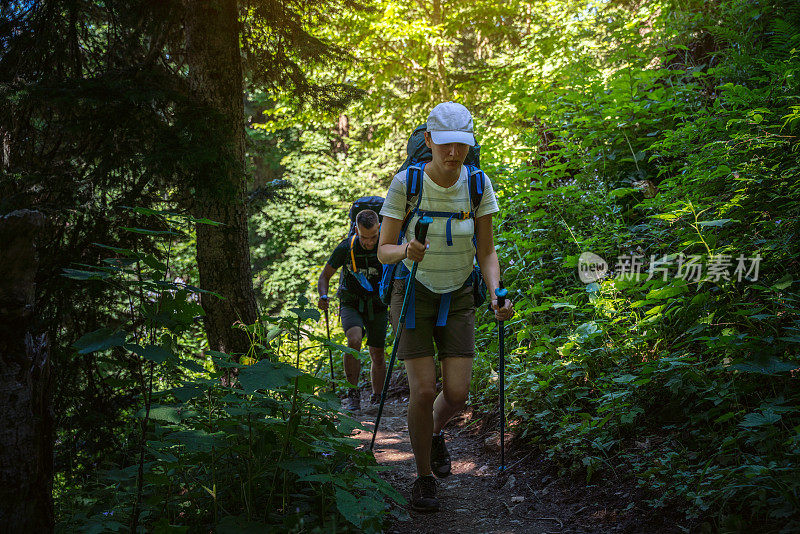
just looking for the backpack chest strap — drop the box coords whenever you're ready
[405,162,484,247]
[416,209,474,246]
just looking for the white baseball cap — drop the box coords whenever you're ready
[426,102,475,146]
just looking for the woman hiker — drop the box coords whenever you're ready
[378,102,513,512]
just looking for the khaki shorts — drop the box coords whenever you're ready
[389,278,475,360]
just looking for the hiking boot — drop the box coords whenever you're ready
[362,392,381,416]
[430,434,451,478]
[410,475,439,512]
[341,389,361,412]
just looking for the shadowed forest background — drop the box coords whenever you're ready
[1,0,799,532]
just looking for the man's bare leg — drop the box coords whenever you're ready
[368,346,386,395]
[343,326,363,386]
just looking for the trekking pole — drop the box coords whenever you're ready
[496,282,508,471]
[324,306,334,382]
[370,216,432,451]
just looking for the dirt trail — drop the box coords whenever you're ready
[352,391,679,534]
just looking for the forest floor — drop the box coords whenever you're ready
[350,375,684,534]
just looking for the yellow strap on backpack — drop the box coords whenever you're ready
[349,234,358,272]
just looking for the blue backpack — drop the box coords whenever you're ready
[378,153,488,327]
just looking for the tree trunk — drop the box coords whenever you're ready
[0,210,53,533]
[183,0,258,357]
[431,0,450,101]
[331,113,350,155]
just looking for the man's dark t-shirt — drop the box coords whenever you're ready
[327,236,385,309]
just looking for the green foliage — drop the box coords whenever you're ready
[12,0,800,531]
[249,127,394,311]
[58,217,400,533]
[246,1,800,529]
[465,1,800,531]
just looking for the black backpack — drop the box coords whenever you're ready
[347,196,384,237]
[397,124,482,174]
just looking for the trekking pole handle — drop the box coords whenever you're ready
[495,282,508,310]
[414,216,432,244]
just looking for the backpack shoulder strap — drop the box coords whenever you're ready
[401,163,426,238]
[466,165,486,213]
[349,234,358,272]
[406,164,424,202]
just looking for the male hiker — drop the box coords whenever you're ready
[317,208,387,413]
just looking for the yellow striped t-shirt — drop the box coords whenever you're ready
[380,165,499,293]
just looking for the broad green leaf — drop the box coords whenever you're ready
[170,384,207,402]
[697,219,737,227]
[237,358,303,393]
[530,209,547,219]
[138,405,182,424]
[166,429,222,452]
[125,343,172,363]
[562,255,579,268]
[288,307,321,321]
[121,226,181,236]
[209,351,241,368]
[574,321,601,342]
[280,458,323,478]
[179,358,206,373]
[101,257,137,268]
[647,283,688,299]
[739,410,781,428]
[62,268,111,281]
[613,374,638,383]
[335,488,384,530]
[771,276,794,291]
[73,328,127,354]
[729,356,798,375]
[714,412,736,424]
[190,217,223,226]
[364,468,407,504]
[609,187,636,198]
[552,303,577,310]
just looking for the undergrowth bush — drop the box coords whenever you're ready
[57,210,402,533]
[472,1,800,531]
